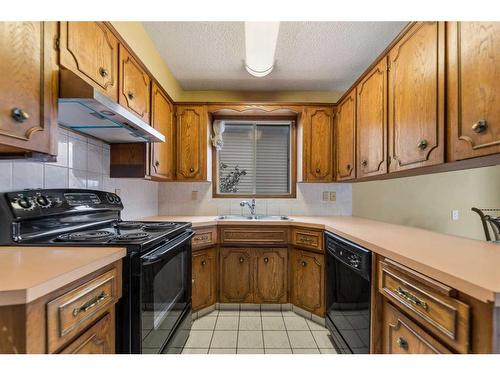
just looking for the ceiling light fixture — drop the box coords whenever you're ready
[244,21,280,78]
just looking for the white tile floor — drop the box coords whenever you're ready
[182,310,337,354]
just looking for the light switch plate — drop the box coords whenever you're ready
[451,209,459,221]
[322,192,329,201]
[191,190,199,200]
[329,192,336,201]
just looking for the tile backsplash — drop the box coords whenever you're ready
[158,181,352,217]
[0,127,159,220]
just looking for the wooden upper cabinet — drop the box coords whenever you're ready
[290,249,325,317]
[150,82,175,180]
[119,45,151,124]
[0,22,58,156]
[388,22,445,172]
[447,22,500,161]
[335,91,356,181]
[175,105,208,181]
[192,248,217,312]
[59,22,119,101]
[219,248,253,303]
[356,58,388,178]
[254,248,288,304]
[302,106,334,181]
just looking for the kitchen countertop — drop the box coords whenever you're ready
[0,246,126,306]
[144,215,500,304]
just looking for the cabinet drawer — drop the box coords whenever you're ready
[47,268,118,353]
[383,302,451,354]
[192,227,217,250]
[219,226,288,246]
[291,228,323,251]
[378,259,470,353]
[60,313,114,354]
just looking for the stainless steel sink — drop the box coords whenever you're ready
[216,215,291,221]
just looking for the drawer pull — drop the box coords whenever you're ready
[315,167,321,174]
[300,237,314,243]
[472,119,487,134]
[417,139,428,151]
[11,108,30,123]
[72,291,108,317]
[127,91,135,100]
[396,287,428,310]
[263,257,269,263]
[397,336,408,350]
[201,260,206,266]
[301,261,307,267]
[195,235,209,241]
[239,257,245,263]
[99,67,109,77]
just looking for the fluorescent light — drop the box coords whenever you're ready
[244,22,280,78]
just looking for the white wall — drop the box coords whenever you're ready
[158,181,352,217]
[0,127,159,220]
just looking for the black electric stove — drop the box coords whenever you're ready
[0,188,194,354]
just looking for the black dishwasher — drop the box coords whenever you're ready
[325,232,371,354]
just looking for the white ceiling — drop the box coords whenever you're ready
[143,22,407,92]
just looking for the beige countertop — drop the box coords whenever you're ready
[144,215,500,304]
[0,246,126,306]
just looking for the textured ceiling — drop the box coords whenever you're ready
[143,21,407,92]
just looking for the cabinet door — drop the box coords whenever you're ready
[447,22,500,161]
[290,249,325,316]
[382,302,451,354]
[254,248,287,304]
[192,248,217,312]
[388,22,445,172]
[219,248,253,303]
[302,106,334,181]
[60,313,114,354]
[119,45,151,124]
[0,22,57,156]
[59,22,118,101]
[335,91,356,181]
[176,105,207,181]
[357,58,388,178]
[150,82,175,180]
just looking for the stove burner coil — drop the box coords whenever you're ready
[56,230,115,242]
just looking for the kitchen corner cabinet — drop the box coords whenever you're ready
[356,58,388,178]
[388,21,445,173]
[302,106,334,182]
[119,45,151,124]
[150,82,175,180]
[0,22,58,157]
[176,105,208,181]
[335,91,356,181]
[290,248,325,317]
[219,248,254,303]
[59,22,119,101]
[447,22,500,161]
[192,247,217,312]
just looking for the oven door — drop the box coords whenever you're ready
[139,230,194,354]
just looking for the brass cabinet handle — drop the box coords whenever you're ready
[315,167,321,174]
[201,260,206,266]
[300,237,314,243]
[301,261,307,267]
[11,108,30,123]
[397,336,408,350]
[99,67,109,78]
[263,257,269,263]
[154,160,160,167]
[417,139,428,151]
[127,91,135,100]
[239,257,245,263]
[472,119,487,134]
[72,291,108,317]
[395,286,428,310]
[361,160,368,167]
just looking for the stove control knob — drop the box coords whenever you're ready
[106,194,114,203]
[18,197,33,209]
[114,195,121,203]
[36,195,50,207]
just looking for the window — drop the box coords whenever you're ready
[214,120,295,197]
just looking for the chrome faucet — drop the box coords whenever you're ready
[240,199,256,216]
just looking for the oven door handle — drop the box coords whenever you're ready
[141,230,194,265]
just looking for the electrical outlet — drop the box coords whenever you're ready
[329,192,336,202]
[114,189,121,196]
[322,192,329,201]
[451,209,459,221]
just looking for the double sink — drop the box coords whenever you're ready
[216,215,291,221]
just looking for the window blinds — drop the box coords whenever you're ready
[217,122,291,195]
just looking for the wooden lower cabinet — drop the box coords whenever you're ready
[290,248,325,316]
[382,301,451,354]
[192,247,217,311]
[60,313,114,354]
[219,248,254,303]
[254,248,288,303]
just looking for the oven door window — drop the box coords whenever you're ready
[141,238,190,353]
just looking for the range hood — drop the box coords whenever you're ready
[58,69,165,143]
